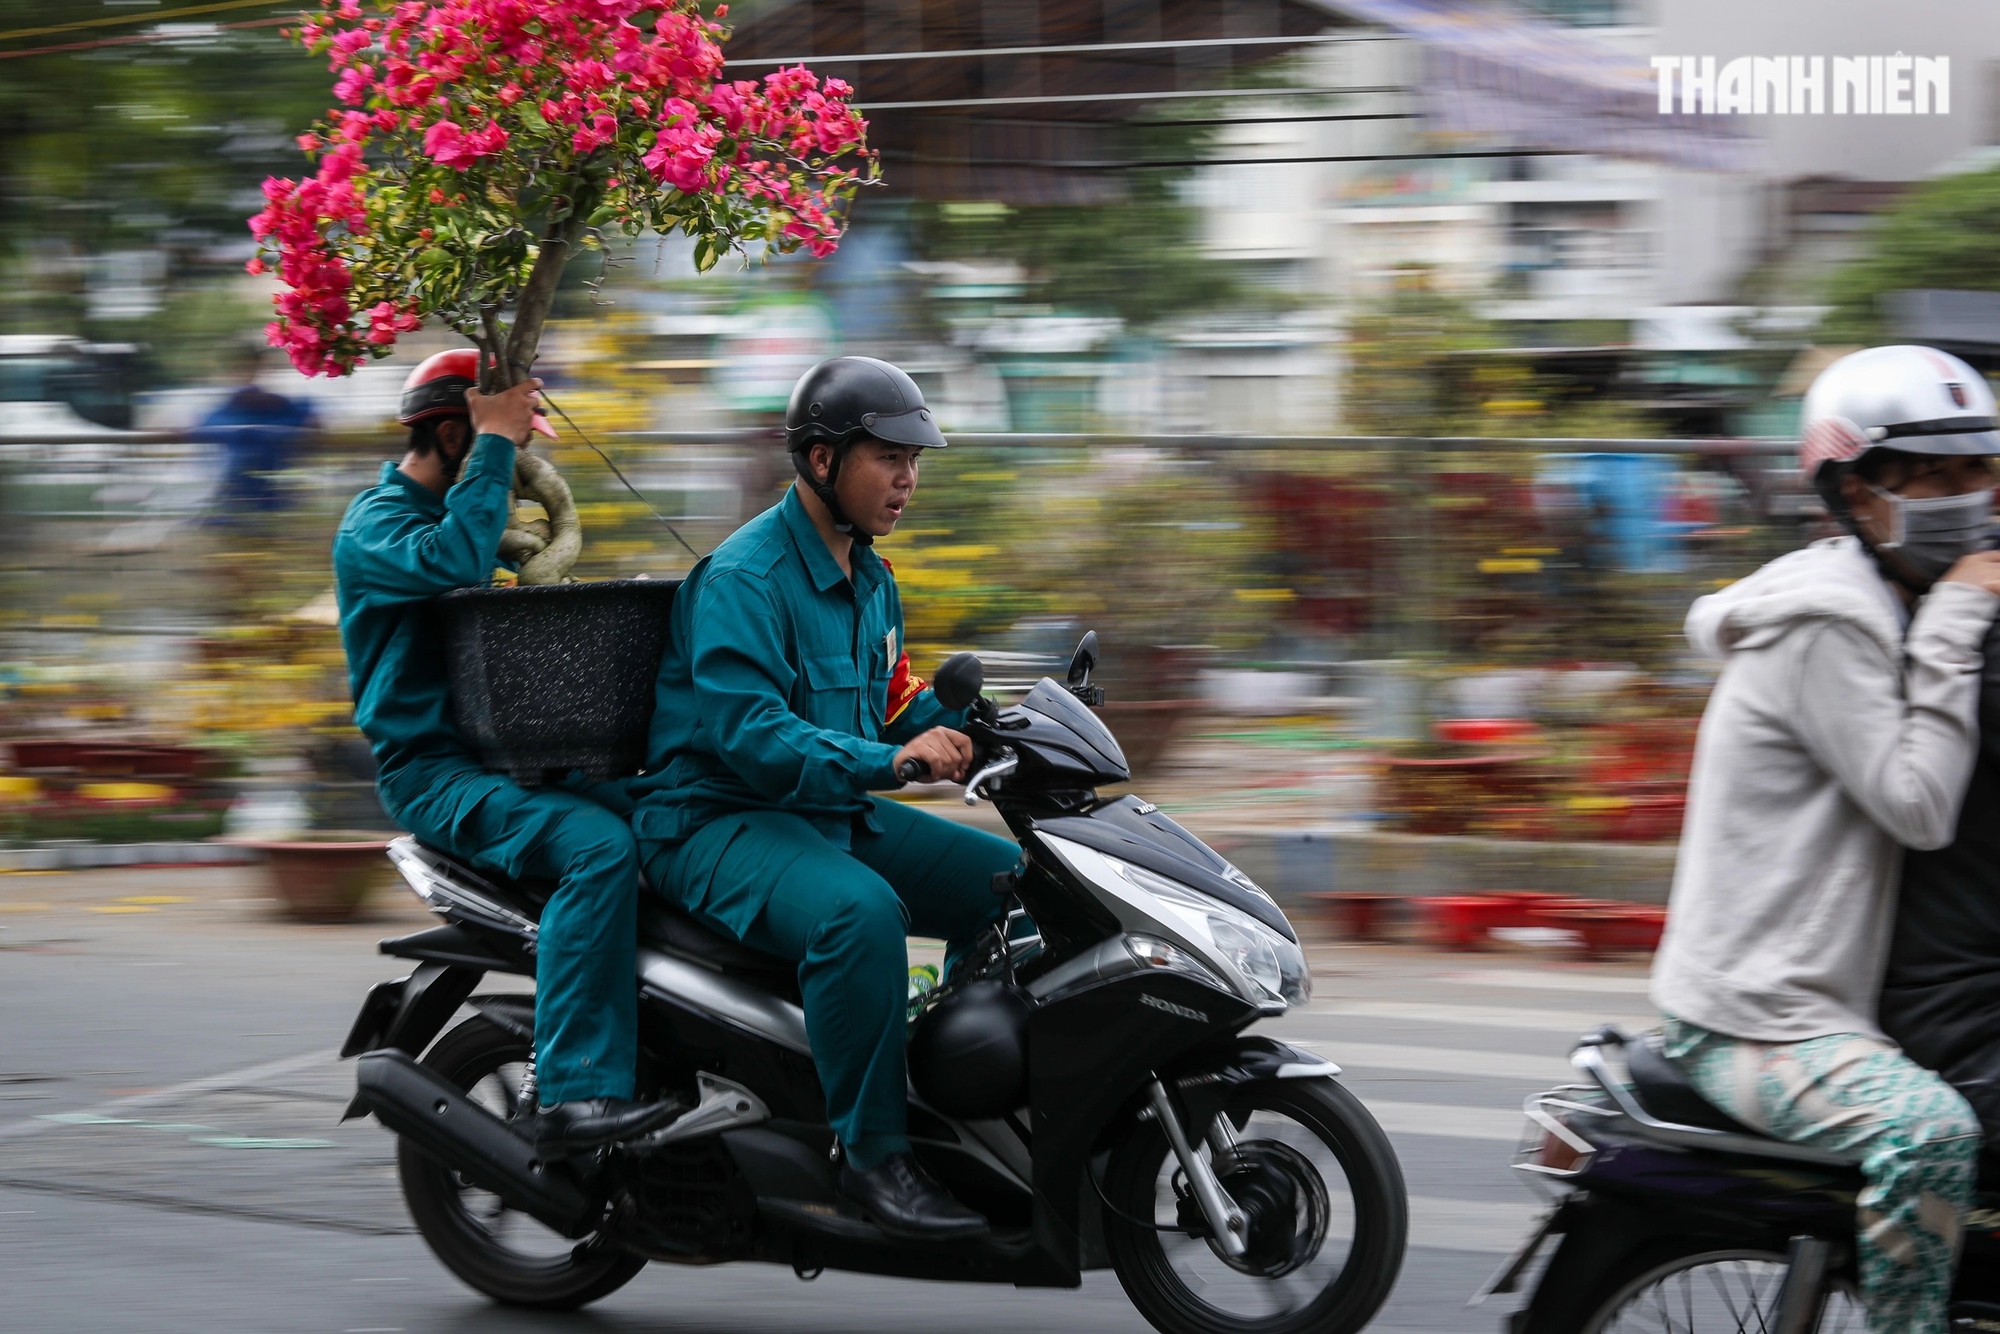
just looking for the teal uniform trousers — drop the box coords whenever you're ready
[630,485,1018,1167]
[645,797,1017,1169]
[333,434,640,1104]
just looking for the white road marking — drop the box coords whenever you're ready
[1361,1099,1524,1143]
[1302,1000,1656,1035]
[1407,1194,1544,1254]
[1436,969,1654,995]
[0,1048,338,1143]
[1287,1040,1572,1084]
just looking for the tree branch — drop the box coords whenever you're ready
[500,186,595,387]
[477,304,503,392]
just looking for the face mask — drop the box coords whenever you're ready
[1868,484,1995,581]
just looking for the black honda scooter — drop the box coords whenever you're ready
[340,631,1408,1334]
[1489,1025,2000,1333]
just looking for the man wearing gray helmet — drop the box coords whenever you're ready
[626,356,1018,1241]
[1650,346,2000,1334]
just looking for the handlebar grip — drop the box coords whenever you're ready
[895,756,931,784]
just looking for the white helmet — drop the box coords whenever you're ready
[1799,345,1998,498]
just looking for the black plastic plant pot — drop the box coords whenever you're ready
[437,579,680,784]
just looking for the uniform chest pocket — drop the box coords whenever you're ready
[799,652,863,734]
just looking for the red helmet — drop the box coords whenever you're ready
[397,348,479,426]
[396,348,557,438]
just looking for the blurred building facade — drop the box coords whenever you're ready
[18,0,1999,443]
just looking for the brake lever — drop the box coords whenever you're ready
[963,753,1019,806]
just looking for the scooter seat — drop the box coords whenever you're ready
[637,897,799,994]
[1625,1033,1763,1136]
[405,838,797,994]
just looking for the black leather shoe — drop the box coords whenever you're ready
[838,1152,990,1241]
[531,1097,684,1159]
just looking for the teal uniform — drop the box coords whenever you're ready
[629,485,1018,1168]
[333,433,641,1104]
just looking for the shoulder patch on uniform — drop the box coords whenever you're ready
[885,650,927,726]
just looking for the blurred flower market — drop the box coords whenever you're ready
[4,0,1992,927]
[0,281,1806,868]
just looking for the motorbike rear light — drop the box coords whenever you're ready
[1513,1091,1604,1185]
[1530,1127,1592,1175]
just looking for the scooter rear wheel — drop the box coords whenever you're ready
[398,1015,646,1310]
[1102,1077,1407,1334]
[1573,1244,1867,1334]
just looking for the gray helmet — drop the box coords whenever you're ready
[784,356,945,543]
[785,356,946,453]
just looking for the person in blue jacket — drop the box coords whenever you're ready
[332,348,681,1158]
[628,357,1019,1240]
[198,340,318,521]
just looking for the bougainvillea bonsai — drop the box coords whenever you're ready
[250,0,874,580]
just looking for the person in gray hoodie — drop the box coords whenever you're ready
[1650,345,2000,1334]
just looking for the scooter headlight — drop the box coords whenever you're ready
[1207,914,1286,1005]
[1099,853,1308,1010]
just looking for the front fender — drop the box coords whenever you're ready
[1163,1034,1342,1136]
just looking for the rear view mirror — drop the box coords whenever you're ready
[1065,631,1098,688]
[932,653,985,711]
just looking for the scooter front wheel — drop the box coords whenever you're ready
[1102,1076,1407,1334]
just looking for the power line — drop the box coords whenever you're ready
[724,31,1394,69]
[0,13,287,60]
[859,85,1408,112]
[1141,110,1421,127]
[534,390,701,558]
[882,146,1578,169]
[0,0,284,44]
[869,108,1421,133]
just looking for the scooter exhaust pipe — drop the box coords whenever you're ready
[353,1049,595,1237]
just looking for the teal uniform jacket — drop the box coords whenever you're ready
[630,484,1018,1163]
[332,431,515,790]
[331,433,644,1105]
[628,486,964,923]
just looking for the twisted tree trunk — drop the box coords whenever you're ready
[485,194,595,584]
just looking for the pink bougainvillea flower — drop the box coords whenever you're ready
[422,119,475,169]
[252,0,873,377]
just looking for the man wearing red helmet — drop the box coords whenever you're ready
[332,350,681,1157]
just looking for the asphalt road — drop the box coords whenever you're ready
[0,863,1659,1334]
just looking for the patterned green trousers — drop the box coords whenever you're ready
[1660,1018,1980,1334]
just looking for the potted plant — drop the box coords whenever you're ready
[235,831,402,923]
[250,0,874,583]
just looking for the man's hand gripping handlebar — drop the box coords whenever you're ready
[893,727,974,785]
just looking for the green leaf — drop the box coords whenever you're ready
[516,102,549,134]
[693,234,719,273]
